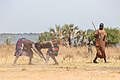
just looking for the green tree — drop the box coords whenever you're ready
[86,29,95,41]
[61,24,79,46]
[105,27,120,45]
[38,32,53,42]
[49,25,62,44]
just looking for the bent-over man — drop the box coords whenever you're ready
[46,39,59,65]
[13,38,46,65]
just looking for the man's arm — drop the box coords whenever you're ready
[103,35,106,41]
[32,44,46,61]
[94,34,99,38]
[103,30,107,41]
[45,41,54,48]
[32,44,42,57]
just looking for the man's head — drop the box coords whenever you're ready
[21,37,26,39]
[99,23,104,30]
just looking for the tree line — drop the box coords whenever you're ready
[3,24,120,47]
[38,24,120,47]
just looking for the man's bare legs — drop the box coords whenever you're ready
[13,56,19,65]
[46,54,58,65]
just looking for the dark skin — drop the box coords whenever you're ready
[46,53,58,65]
[93,24,107,63]
[35,41,59,65]
[13,42,46,65]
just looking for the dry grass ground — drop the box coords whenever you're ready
[0,44,120,80]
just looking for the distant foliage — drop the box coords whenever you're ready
[5,38,11,45]
[38,24,120,46]
[105,27,120,45]
[38,32,55,42]
[87,29,95,41]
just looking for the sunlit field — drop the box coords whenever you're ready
[0,44,120,80]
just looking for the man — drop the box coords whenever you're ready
[93,23,107,63]
[13,38,46,65]
[46,38,59,65]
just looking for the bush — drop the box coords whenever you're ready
[105,27,120,45]
[5,38,11,45]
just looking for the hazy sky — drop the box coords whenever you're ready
[0,0,120,33]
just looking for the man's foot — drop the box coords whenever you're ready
[54,63,59,65]
[12,63,16,66]
[28,63,34,65]
[93,60,98,63]
[104,58,107,63]
[104,61,109,63]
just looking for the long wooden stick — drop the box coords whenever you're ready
[91,21,96,31]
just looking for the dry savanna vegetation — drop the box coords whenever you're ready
[0,44,120,80]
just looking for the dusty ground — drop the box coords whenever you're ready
[0,45,120,80]
[0,60,120,80]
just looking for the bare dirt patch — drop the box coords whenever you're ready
[0,45,120,80]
